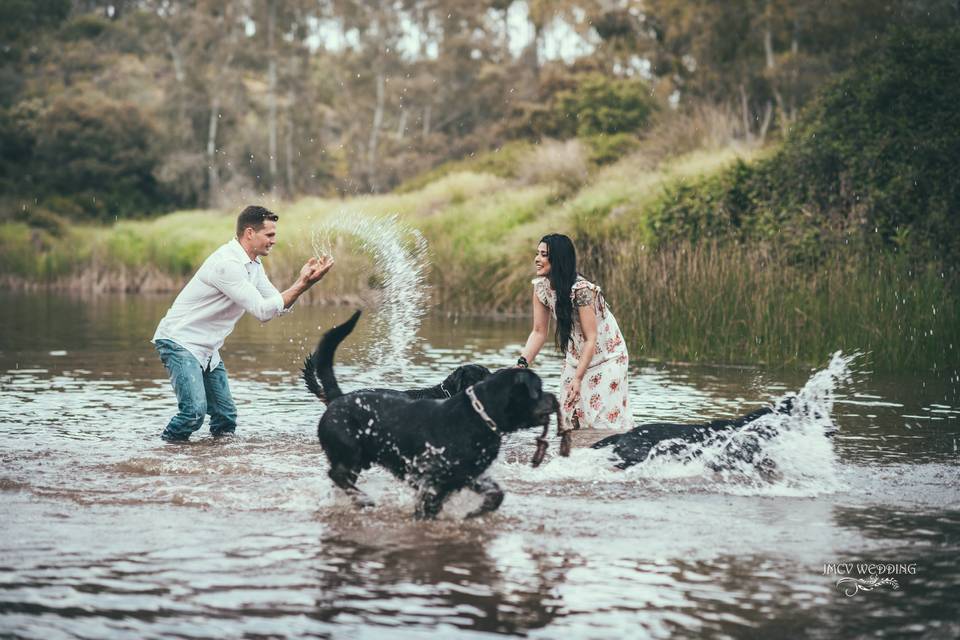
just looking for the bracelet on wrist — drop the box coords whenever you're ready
[517,356,529,369]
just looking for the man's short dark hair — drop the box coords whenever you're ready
[236,205,279,237]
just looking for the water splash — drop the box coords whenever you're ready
[311,213,430,379]
[528,352,860,497]
[636,351,857,494]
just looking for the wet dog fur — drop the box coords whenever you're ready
[591,397,815,475]
[310,311,559,519]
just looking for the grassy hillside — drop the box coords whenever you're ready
[0,138,751,302]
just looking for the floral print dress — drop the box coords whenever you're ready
[533,276,632,431]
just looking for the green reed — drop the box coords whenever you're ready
[577,239,957,371]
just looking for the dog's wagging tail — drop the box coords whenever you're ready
[302,309,362,403]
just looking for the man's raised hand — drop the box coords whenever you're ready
[301,254,334,286]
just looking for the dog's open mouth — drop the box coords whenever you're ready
[531,393,566,468]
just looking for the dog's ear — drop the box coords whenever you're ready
[511,370,540,401]
[448,367,466,389]
[468,365,491,386]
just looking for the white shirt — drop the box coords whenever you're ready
[153,238,289,369]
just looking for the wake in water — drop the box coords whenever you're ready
[530,352,859,497]
[311,213,429,380]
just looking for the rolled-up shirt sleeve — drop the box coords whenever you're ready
[254,265,293,314]
[202,261,285,322]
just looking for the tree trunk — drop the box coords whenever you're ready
[206,94,221,206]
[164,31,189,141]
[284,106,295,196]
[422,102,432,137]
[367,70,385,192]
[502,9,511,62]
[396,108,407,139]
[764,27,775,70]
[764,24,789,129]
[739,83,753,142]
[266,0,278,193]
[524,27,541,79]
[758,100,774,142]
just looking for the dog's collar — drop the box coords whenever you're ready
[465,385,497,432]
[439,381,451,398]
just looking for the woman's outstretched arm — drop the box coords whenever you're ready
[520,290,550,365]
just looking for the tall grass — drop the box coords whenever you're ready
[578,239,957,371]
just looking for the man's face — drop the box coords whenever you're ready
[247,220,277,258]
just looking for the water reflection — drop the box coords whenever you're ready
[312,520,562,633]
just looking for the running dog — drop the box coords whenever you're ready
[310,311,560,519]
[591,397,824,475]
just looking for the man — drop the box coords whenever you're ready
[152,205,333,442]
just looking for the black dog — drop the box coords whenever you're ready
[303,348,490,404]
[591,397,821,474]
[312,310,560,519]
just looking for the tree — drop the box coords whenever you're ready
[30,95,169,220]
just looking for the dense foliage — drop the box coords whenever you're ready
[645,26,960,266]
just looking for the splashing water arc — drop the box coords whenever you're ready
[529,351,861,498]
[634,350,859,495]
[311,213,430,378]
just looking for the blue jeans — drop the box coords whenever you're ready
[155,339,237,441]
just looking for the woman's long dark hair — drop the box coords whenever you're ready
[540,233,578,353]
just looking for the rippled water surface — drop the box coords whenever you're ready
[1,291,958,639]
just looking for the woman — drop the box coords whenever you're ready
[518,234,631,432]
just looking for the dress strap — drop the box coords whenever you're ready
[571,278,606,318]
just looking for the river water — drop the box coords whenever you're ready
[1,291,958,639]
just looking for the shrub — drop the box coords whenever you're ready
[29,94,172,221]
[584,133,639,165]
[24,207,68,237]
[395,140,534,193]
[551,74,658,138]
[59,14,111,40]
[644,26,960,268]
[517,139,589,193]
[777,25,960,261]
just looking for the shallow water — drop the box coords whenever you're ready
[1,291,959,639]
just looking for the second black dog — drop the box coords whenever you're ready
[312,310,559,519]
[591,397,817,475]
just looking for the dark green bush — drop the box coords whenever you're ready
[646,26,960,268]
[23,207,68,237]
[29,95,172,221]
[585,133,640,165]
[779,25,960,261]
[551,74,658,138]
[59,14,111,40]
